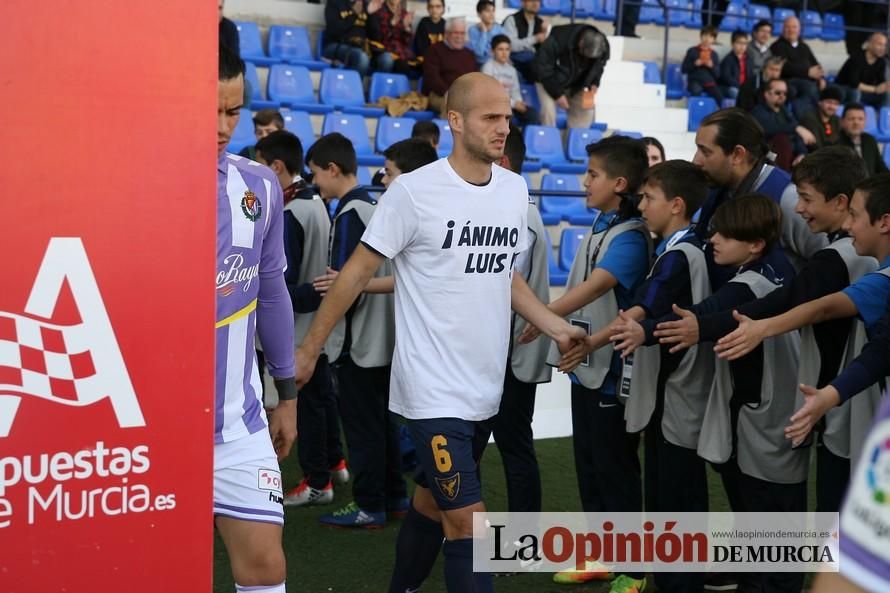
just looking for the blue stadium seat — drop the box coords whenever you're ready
[267,65,333,114]
[546,234,568,286]
[319,69,385,117]
[520,84,541,113]
[541,175,594,225]
[433,119,453,157]
[524,125,568,167]
[719,1,747,32]
[641,61,661,84]
[864,105,881,138]
[566,128,604,163]
[559,0,595,18]
[595,0,617,20]
[686,0,702,28]
[639,0,665,25]
[268,25,327,69]
[357,166,373,185]
[747,4,771,29]
[556,107,568,129]
[613,130,643,139]
[322,113,385,166]
[369,72,411,103]
[822,13,845,42]
[244,62,279,110]
[375,116,414,152]
[662,0,690,26]
[559,226,589,272]
[721,97,737,108]
[688,96,719,131]
[282,110,316,151]
[234,21,278,66]
[800,10,822,39]
[879,107,890,142]
[666,63,686,100]
[507,0,521,7]
[884,144,890,170]
[539,0,561,16]
[773,8,796,34]
[229,108,256,154]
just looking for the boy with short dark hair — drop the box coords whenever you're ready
[414,0,446,61]
[482,34,539,126]
[689,146,876,513]
[381,138,439,188]
[306,132,408,528]
[719,30,754,99]
[411,120,440,149]
[521,136,651,592]
[237,108,285,160]
[565,160,711,593]
[468,0,504,64]
[254,130,351,507]
[682,25,723,103]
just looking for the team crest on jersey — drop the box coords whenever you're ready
[241,190,262,222]
[435,472,461,501]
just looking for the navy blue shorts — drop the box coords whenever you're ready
[407,417,490,511]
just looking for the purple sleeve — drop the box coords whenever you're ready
[257,180,296,379]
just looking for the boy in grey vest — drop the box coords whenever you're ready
[647,194,805,593]
[694,147,877,513]
[306,133,407,528]
[593,160,712,593]
[254,131,351,508]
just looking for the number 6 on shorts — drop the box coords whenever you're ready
[431,435,452,472]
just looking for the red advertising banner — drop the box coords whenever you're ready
[0,2,216,591]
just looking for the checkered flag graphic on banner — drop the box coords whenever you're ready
[0,238,144,437]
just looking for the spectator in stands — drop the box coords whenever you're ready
[413,0,445,61]
[238,109,285,160]
[411,120,440,149]
[323,0,383,77]
[736,55,786,112]
[219,0,239,54]
[719,30,754,100]
[380,138,439,187]
[769,15,824,117]
[615,0,640,38]
[747,19,772,78]
[840,102,889,176]
[503,0,549,81]
[682,26,723,103]
[368,0,417,75]
[837,32,890,108]
[642,136,665,166]
[422,17,477,117]
[799,86,843,149]
[532,24,609,129]
[468,0,504,65]
[483,35,539,126]
[751,78,816,170]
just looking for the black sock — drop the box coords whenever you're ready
[442,538,493,593]
[387,503,444,593]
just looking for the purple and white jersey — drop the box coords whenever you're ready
[838,390,890,591]
[215,152,294,444]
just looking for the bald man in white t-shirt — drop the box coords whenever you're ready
[294,72,584,593]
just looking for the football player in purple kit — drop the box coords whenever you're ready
[214,44,297,593]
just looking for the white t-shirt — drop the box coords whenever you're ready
[361,158,529,421]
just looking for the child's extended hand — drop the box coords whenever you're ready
[653,304,699,353]
[713,310,766,360]
[558,335,593,373]
[312,267,339,296]
[517,322,542,344]
[785,384,841,447]
[609,309,644,358]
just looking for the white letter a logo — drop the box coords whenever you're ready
[0,238,144,437]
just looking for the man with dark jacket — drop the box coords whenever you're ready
[531,24,609,129]
[799,86,844,149]
[736,55,787,112]
[769,15,824,117]
[837,32,890,108]
[751,78,816,170]
[840,102,889,176]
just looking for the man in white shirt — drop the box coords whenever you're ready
[294,72,584,593]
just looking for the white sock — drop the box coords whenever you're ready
[235,583,285,593]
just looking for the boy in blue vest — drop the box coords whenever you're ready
[520,136,651,592]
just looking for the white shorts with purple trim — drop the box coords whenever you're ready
[213,429,284,526]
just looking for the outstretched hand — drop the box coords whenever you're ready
[785,384,840,447]
[609,309,644,358]
[653,304,699,353]
[714,310,765,360]
[518,322,543,345]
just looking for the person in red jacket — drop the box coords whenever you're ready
[422,17,478,117]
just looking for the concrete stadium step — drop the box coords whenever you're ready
[595,104,688,134]
[596,82,666,108]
